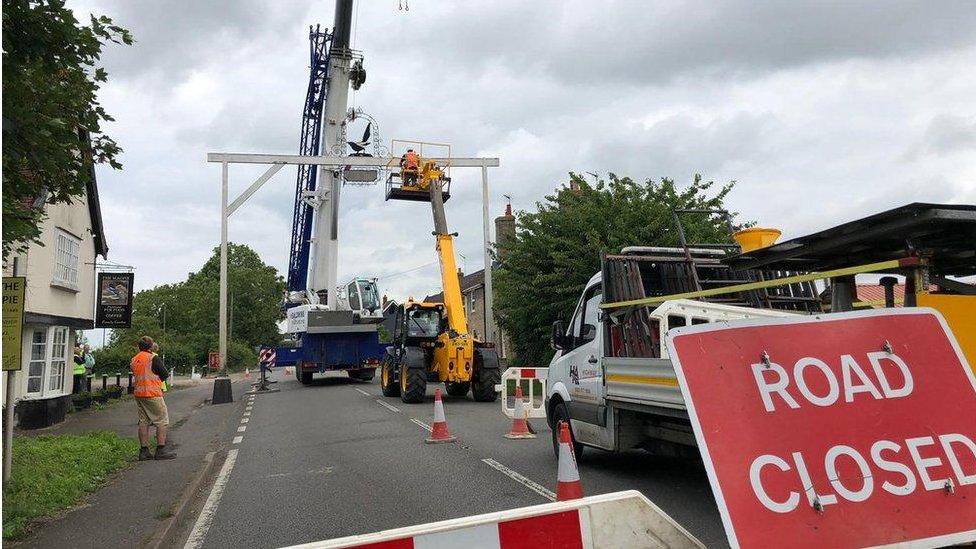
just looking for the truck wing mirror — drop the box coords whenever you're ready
[551,320,567,350]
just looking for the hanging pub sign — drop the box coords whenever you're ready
[95,272,135,328]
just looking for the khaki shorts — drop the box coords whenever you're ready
[136,397,169,427]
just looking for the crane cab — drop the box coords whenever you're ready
[337,277,384,323]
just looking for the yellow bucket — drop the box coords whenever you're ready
[733,227,782,253]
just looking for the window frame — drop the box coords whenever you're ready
[52,229,81,291]
[24,326,71,398]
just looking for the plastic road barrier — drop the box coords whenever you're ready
[283,490,704,549]
[498,367,547,420]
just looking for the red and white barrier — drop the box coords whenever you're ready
[284,490,704,549]
[498,367,547,420]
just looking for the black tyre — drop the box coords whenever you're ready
[350,368,375,382]
[445,382,470,397]
[298,365,313,385]
[471,349,500,402]
[380,352,400,397]
[550,402,584,460]
[400,347,427,403]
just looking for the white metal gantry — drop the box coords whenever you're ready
[207,152,501,375]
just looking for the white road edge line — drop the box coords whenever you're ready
[410,418,432,432]
[481,458,556,502]
[375,399,401,413]
[355,388,370,396]
[243,411,251,417]
[183,448,239,549]
[232,436,243,444]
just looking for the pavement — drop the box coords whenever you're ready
[16,375,250,548]
[175,371,728,549]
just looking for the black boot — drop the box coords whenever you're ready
[138,446,152,461]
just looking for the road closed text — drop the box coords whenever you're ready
[748,350,976,513]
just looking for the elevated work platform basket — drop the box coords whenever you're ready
[385,172,451,203]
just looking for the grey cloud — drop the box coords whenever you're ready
[915,114,976,157]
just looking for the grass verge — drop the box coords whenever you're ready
[2,431,139,540]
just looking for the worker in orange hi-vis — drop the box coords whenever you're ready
[131,336,175,460]
[400,148,420,186]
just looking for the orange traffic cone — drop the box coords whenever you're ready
[556,421,583,501]
[425,389,457,444]
[244,368,251,380]
[505,386,536,439]
[284,366,292,376]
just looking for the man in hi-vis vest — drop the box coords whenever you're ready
[131,336,175,460]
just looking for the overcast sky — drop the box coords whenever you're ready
[72,1,976,309]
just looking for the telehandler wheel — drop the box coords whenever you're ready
[297,364,313,385]
[380,353,400,397]
[400,347,427,404]
[471,348,501,402]
[445,382,470,397]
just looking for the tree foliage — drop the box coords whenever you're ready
[2,0,132,258]
[95,243,285,373]
[494,173,741,367]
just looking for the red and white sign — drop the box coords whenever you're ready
[208,351,219,370]
[259,347,276,366]
[289,490,703,549]
[666,308,976,549]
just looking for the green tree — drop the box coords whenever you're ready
[2,0,132,259]
[494,173,740,367]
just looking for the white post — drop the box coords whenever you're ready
[3,371,15,483]
[481,163,495,344]
[219,161,229,375]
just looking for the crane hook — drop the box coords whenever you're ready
[405,0,409,11]
[398,0,402,10]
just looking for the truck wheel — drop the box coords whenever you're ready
[380,354,400,397]
[298,365,313,385]
[471,349,500,402]
[550,403,584,460]
[445,382,470,397]
[400,347,427,403]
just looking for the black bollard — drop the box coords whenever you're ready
[86,375,93,392]
[115,372,121,386]
[127,372,134,394]
[101,374,107,390]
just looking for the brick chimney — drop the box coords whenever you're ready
[494,204,516,261]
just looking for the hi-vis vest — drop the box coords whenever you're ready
[131,351,163,398]
[73,357,86,376]
[404,151,419,169]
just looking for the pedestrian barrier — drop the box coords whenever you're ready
[555,421,583,501]
[283,490,704,548]
[503,385,536,439]
[497,367,547,420]
[425,388,456,444]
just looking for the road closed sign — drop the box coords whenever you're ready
[665,308,976,549]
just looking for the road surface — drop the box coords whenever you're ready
[179,372,727,548]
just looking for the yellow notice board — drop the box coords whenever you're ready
[918,292,976,377]
[3,276,26,371]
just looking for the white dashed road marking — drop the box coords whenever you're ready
[481,458,556,502]
[354,388,370,396]
[241,418,249,423]
[232,436,243,444]
[243,411,251,417]
[183,449,239,549]
[410,418,432,432]
[237,426,246,432]
[375,399,401,413]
